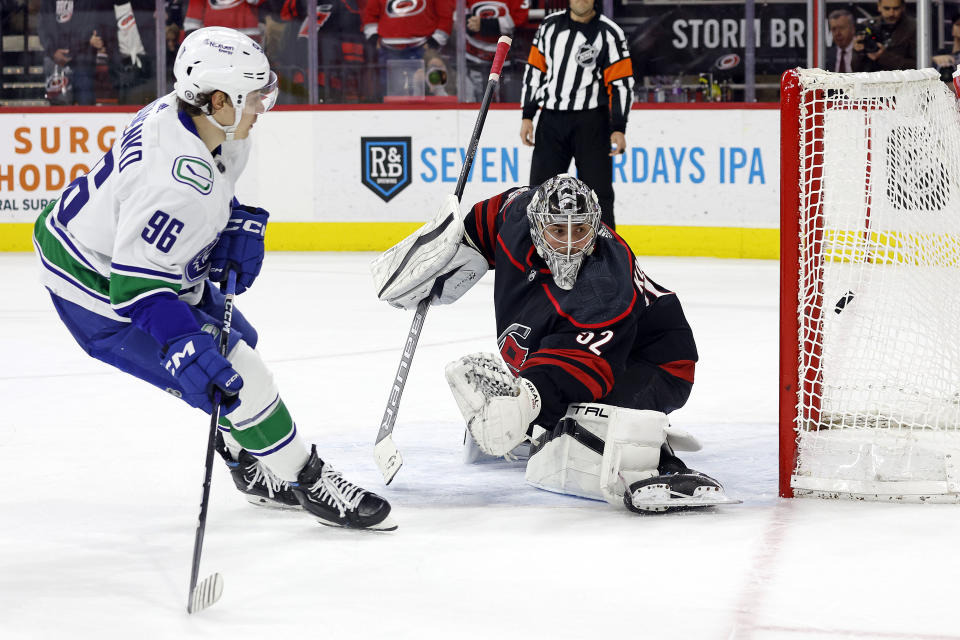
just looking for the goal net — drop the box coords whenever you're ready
[780,67,960,501]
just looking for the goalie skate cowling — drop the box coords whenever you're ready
[624,471,741,513]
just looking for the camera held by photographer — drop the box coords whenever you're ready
[852,0,916,72]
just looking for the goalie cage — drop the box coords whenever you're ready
[780,68,960,502]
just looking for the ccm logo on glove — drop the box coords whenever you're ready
[209,204,269,295]
[162,331,243,414]
[224,218,266,236]
[166,339,197,375]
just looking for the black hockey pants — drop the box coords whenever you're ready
[529,107,616,229]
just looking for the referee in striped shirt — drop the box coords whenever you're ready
[519,0,634,228]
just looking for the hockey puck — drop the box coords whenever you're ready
[834,291,855,314]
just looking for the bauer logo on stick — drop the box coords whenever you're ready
[361,137,412,202]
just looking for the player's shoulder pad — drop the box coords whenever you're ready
[502,186,532,212]
[142,100,221,198]
[554,228,637,326]
[498,187,535,232]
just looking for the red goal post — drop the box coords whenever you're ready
[779,67,960,502]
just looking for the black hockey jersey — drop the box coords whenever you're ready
[463,186,698,427]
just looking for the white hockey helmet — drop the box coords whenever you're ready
[173,27,278,139]
[526,174,602,290]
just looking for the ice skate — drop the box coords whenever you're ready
[624,470,741,513]
[624,444,740,513]
[216,434,302,510]
[291,445,397,531]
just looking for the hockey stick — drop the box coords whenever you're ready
[187,270,237,614]
[374,36,513,485]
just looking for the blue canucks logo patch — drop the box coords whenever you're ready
[361,137,411,202]
[185,237,217,283]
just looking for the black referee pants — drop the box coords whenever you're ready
[530,107,616,228]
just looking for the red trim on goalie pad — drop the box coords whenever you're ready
[658,359,696,383]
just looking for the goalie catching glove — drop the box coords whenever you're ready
[445,353,541,457]
[371,195,488,310]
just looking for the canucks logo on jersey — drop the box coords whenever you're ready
[173,156,215,195]
[186,237,218,283]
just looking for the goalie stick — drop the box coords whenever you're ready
[187,270,236,614]
[375,36,513,485]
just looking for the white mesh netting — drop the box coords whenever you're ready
[790,68,960,501]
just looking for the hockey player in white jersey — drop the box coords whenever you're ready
[32,27,395,531]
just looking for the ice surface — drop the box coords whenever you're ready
[2,253,958,639]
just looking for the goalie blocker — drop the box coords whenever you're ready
[371,195,488,310]
[445,353,739,513]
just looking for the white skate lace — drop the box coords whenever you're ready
[305,465,365,518]
[245,460,290,499]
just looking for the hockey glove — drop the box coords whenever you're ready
[445,353,542,456]
[209,204,269,295]
[372,194,487,309]
[163,331,243,414]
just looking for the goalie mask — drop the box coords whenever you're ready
[526,174,602,290]
[173,27,278,140]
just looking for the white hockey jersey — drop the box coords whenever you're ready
[33,93,250,323]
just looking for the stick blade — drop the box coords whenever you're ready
[188,572,224,614]
[375,436,403,485]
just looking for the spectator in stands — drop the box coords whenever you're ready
[110,1,156,105]
[826,9,855,73]
[932,15,960,69]
[261,0,374,104]
[318,0,373,103]
[362,0,453,100]
[38,0,115,105]
[852,0,916,72]
[166,22,183,86]
[183,0,265,41]
[462,0,528,102]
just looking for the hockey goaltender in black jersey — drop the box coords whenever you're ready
[372,174,738,513]
[462,184,698,428]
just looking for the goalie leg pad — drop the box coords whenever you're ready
[524,404,667,504]
[525,420,607,501]
[224,341,309,482]
[664,425,702,453]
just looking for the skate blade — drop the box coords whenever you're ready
[244,495,303,511]
[312,513,399,532]
[630,484,742,511]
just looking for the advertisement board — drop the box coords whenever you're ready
[0,104,779,256]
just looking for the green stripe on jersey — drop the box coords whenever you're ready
[227,399,296,453]
[109,272,180,307]
[33,202,110,296]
